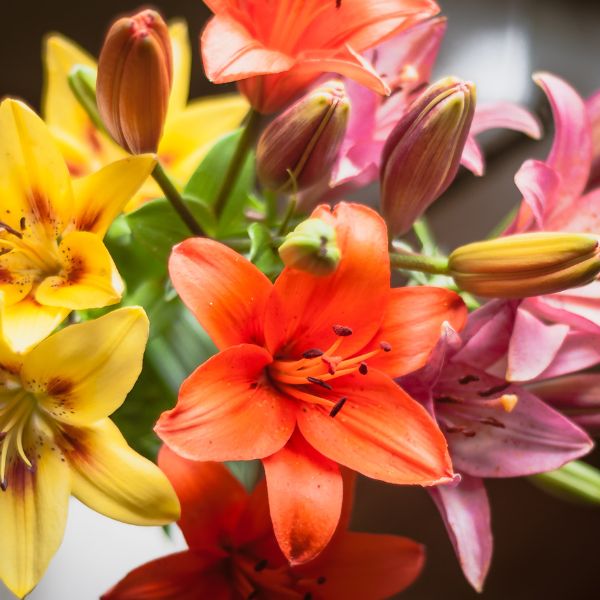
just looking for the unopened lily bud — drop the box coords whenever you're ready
[97,9,172,154]
[448,232,600,298]
[381,77,476,236]
[256,81,349,192]
[279,218,341,276]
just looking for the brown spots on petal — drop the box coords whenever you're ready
[27,189,54,228]
[47,377,73,397]
[76,211,101,233]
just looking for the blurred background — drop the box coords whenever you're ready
[2,0,600,598]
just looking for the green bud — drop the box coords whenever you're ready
[279,218,341,276]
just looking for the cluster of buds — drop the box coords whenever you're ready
[380,77,476,237]
[448,232,600,298]
[97,9,172,154]
[256,81,350,193]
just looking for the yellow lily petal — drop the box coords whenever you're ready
[0,99,73,237]
[0,425,70,599]
[0,299,68,354]
[35,231,123,310]
[72,155,157,237]
[0,251,33,306]
[62,418,180,525]
[22,307,148,426]
[159,94,249,184]
[166,20,191,121]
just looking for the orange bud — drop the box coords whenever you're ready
[97,9,172,154]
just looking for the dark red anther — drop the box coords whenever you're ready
[329,397,347,417]
[336,0,342,9]
[19,216,26,231]
[307,376,333,390]
[359,362,368,375]
[303,348,324,359]
[254,559,268,572]
[479,416,506,429]
[478,383,510,398]
[0,479,7,492]
[333,324,353,336]
[0,221,23,239]
[304,593,313,600]
[458,374,479,385]
[317,576,327,585]
[379,341,392,352]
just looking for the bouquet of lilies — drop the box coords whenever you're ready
[2,1,600,598]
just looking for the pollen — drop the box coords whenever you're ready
[499,394,518,413]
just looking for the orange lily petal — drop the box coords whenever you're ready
[298,370,453,485]
[201,14,294,84]
[297,532,424,599]
[156,345,295,461]
[35,231,123,310]
[265,202,390,358]
[366,287,467,377]
[262,429,342,565]
[169,239,273,349]
[158,445,247,551]
[0,298,68,354]
[101,551,229,600]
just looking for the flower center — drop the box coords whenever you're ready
[269,324,390,417]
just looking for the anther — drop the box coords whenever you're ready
[329,397,347,417]
[19,217,26,231]
[333,324,353,336]
[303,348,324,359]
[304,594,313,600]
[254,559,268,572]
[307,377,333,390]
[479,416,505,429]
[359,362,368,375]
[317,576,327,585]
[379,341,392,352]
[0,479,6,491]
[458,374,479,385]
[0,222,23,239]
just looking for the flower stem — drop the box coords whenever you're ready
[390,251,450,275]
[413,218,436,254]
[152,162,203,236]
[213,109,262,218]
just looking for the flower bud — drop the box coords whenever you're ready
[97,9,172,154]
[279,218,341,276]
[256,81,349,192]
[448,232,600,298]
[380,77,476,236]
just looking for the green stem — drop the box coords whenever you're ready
[278,197,297,236]
[152,163,203,236]
[214,109,262,218]
[390,252,450,275]
[413,218,437,254]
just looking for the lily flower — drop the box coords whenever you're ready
[43,20,248,209]
[200,0,441,114]
[0,307,180,599]
[300,17,542,210]
[0,99,156,352]
[156,202,466,564]
[103,448,425,599]
[399,314,593,591]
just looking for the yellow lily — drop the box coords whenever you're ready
[0,306,180,599]
[0,99,155,352]
[43,20,249,210]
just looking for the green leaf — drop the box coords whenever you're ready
[225,460,262,492]
[125,196,217,265]
[248,222,283,279]
[530,460,600,506]
[185,129,256,238]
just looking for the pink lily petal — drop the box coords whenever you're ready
[429,474,492,592]
[547,187,600,233]
[469,102,542,138]
[537,330,600,380]
[533,72,592,217]
[437,379,593,478]
[460,136,485,176]
[586,89,600,189]
[513,159,561,231]
[506,306,569,382]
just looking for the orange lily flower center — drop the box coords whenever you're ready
[269,325,390,417]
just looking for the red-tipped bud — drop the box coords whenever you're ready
[256,81,349,193]
[380,77,476,237]
[97,9,172,154]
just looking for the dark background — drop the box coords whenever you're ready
[2,1,600,599]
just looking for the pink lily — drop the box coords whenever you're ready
[400,314,593,591]
[301,18,541,209]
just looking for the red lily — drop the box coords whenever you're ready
[156,202,465,564]
[103,447,426,599]
[200,0,440,113]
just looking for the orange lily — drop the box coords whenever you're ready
[201,0,441,113]
[103,447,425,599]
[157,202,466,564]
[0,99,155,352]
